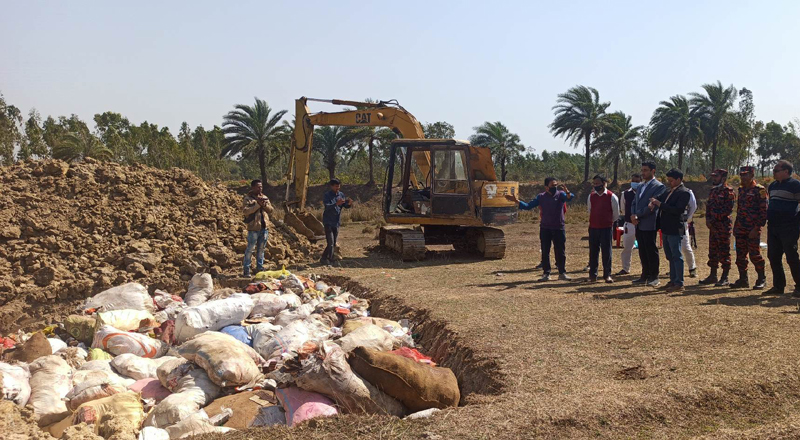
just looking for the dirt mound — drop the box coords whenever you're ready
[0,400,54,440]
[0,159,317,333]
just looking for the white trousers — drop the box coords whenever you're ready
[621,222,637,272]
[681,223,696,271]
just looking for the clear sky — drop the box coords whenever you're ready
[2,1,799,154]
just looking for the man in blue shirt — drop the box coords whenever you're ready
[764,160,800,296]
[321,178,353,266]
[508,177,574,282]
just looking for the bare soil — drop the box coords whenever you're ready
[0,160,317,334]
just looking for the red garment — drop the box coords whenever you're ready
[589,191,614,228]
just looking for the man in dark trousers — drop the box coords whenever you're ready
[699,169,735,287]
[241,179,274,276]
[649,168,691,293]
[631,161,667,287]
[731,166,768,290]
[509,177,574,282]
[764,160,800,296]
[587,174,620,283]
[321,178,353,266]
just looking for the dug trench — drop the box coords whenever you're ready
[218,274,506,404]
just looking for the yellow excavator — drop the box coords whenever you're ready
[285,97,519,260]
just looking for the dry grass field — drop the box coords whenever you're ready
[202,218,800,440]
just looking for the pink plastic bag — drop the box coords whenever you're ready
[275,386,337,427]
[128,378,171,402]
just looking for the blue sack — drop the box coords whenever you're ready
[220,325,252,346]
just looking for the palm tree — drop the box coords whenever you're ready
[689,81,749,171]
[550,86,610,183]
[348,100,398,186]
[314,126,356,180]
[592,112,644,187]
[649,95,702,169]
[469,121,524,181]
[53,131,112,162]
[221,98,287,184]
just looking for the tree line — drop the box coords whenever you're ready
[549,82,800,184]
[1,86,797,187]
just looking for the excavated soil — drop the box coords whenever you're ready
[0,159,318,333]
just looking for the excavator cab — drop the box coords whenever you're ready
[381,139,519,260]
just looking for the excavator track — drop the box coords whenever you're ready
[473,227,506,259]
[379,226,426,261]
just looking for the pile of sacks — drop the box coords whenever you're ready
[0,270,460,439]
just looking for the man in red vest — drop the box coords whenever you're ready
[587,174,620,283]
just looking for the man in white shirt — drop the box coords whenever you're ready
[682,189,698,277]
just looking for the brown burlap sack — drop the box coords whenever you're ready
[5,331,52,363]
[349,347,460,412]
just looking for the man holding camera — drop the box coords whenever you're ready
[242,179,274,276]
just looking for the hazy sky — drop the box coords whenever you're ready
[2,1,799,154]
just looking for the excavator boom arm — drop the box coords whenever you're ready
[290,97,426,208]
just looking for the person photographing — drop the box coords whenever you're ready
[321,178,353,266]
[242,179,274,277]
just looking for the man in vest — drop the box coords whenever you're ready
[587,174,620,283]
[509,177,574,282]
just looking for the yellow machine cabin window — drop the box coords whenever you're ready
[433,150,469,194]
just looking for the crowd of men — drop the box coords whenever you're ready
[512,160,800,295]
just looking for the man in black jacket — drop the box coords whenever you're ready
[649,168,691,293]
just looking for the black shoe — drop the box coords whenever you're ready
[730,278,749,289]
[689,268,697,278]
[255,266,265,273]
[535,262,543,269]
[588,276,598,283]
[605,276,614,284]
[242,267,251,277]
[753,278,766,290]
[792,287,800,298]
[699,273,718,285]
[632,278,647,285]
[715,277,730,287]
[616,270,630,276]
[558,273,572,281]
[539,273,551,282]
[762,286,784,296]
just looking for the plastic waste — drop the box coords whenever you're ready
[220,325,252,346]
[29,355,73,426]
[0,361,31,407]
[111,354,180,380]
[65,377,128,410]
[83,282,155,313]
[93,325,167,358]
[64,315,97,345]
[275,386,337,427]
[72,391,145,436]
[96,309,157,332]
[184,273,213,307]
[178,332,264,387]
[254,266,290,280]
[47,337,68,354]
[336,324,394,353]
[174,293,254,343]
[290,341,405,416]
